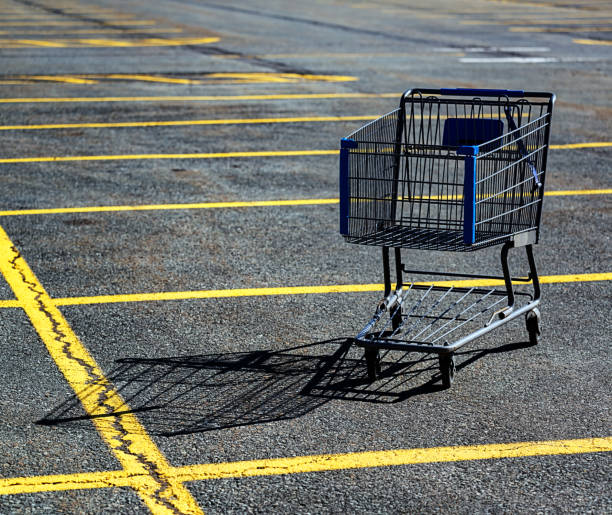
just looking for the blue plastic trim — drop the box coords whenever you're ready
[341,137,359,149]
[441,88,525,97]
[457,145,479,156]
[339,138,356,235]
[463,155,477,245]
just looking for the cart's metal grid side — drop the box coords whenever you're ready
[340,93,554,251]
[355,284,534,351]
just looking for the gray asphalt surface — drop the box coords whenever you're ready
[0,0,610,513]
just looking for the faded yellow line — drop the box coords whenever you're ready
[0,37,219,48]
[19,75,98,84]
[1,436,610,495]
[0,72,357,87]
[0,20,157,26]
[0,226,203,514]
[463,18,612,25]
[0,28,184,35]
[0,92,399,104]
[511,26,612,32]
[0,142,608,164]
[573,38,612,45]
[0,115,376,131]
[51,273,612,307]
[0,189,608,217]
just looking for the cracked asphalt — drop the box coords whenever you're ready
[0,0,610,513]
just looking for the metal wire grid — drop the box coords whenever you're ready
[474,110,549,242]
[343,95,551,251]
[345,109,401,240]
[357,284,520,348]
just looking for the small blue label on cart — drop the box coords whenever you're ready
[443,119,503,153]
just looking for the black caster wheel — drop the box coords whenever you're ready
[525,308,541,346]
[438,353,456,389]
[364,348,381,382]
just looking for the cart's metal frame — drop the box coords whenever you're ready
[341,88,555,388]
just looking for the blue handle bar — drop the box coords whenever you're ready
[440,88,525,97]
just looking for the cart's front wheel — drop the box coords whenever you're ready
[364,348,381,382]
[439,353,456,389]
[526,308,541,346]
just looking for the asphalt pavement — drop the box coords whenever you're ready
[0,0,610,513]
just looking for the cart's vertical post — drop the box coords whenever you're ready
[458,145,479,245]
[390,95,408,225]
[534,93,556,244]
[339,138,357,236]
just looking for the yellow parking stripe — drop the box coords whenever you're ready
[0,92,399,104]
[0,28,184,35]
[174,436,612,481]
[0,72,357,87]
[552,142,612,149]
[0,189,608,217]
[0,227,203,514]
[573,38,612,45]
[0,115,376,131]
[1,437,610,495]
[0,142,608,164]
[0,20,157,26]
[0,37,219,48]
[0,150,338,164]
[50,273,612,307]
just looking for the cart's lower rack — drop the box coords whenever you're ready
[354,283,540,386]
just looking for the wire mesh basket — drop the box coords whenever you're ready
[340,88,554,251]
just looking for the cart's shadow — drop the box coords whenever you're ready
[37,338,533,436]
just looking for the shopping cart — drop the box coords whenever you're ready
[340,88,555,388]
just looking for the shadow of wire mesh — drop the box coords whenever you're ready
[37,339,446,436]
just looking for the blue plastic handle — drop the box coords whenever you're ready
[440,88,525,97]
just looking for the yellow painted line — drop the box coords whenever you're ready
[0,92,399,104]
[0,150,338,164]
[0,142,608,164]
[0,115,376,131]
[13,39,67,47]
[174,436,612,481]
[551,142,612,149]
[0,299,20,308]
[18,75,98,84]
[0,72,357,87]
[0,20,157,26]
[0,189,608,217]
[256,52,465,58]
[0,198,340,216]
[545,188,612,196]
[51,273,612,307]
[1,436,610,495]
[0,28,184,35]
[462,18,612,25]
[0,226,203,514]
[573,38,612,45]
[511,26,612,32]
[0,37,219,48]
[0,469,130,496]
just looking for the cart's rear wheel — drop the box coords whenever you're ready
[439,353,456,389]
[364,348,381,382]
[526,308,541,346]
